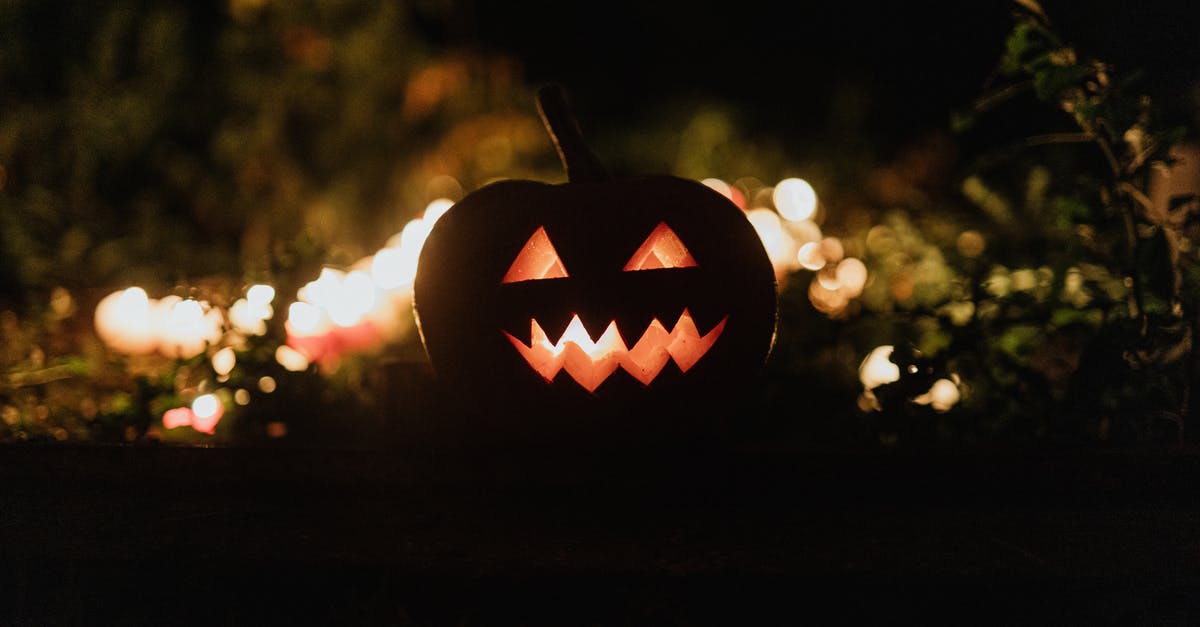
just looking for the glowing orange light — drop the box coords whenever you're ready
[504,309,726,392]
[284,319,381,365]
[624,319,672,384]
[797,241,825,270]
[623,222,698,271]
[161,398,223,435]
[560,318,625,392]
[914,377,961,412]
[94,287,159,355]
[162,407,194,430]
[836,258,868,296]
[190,394,224,434]
[502,226,568,283]
[773,178,817,222]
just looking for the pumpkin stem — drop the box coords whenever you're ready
[536,84,610,183]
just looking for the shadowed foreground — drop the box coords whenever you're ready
[2,443,1198,624]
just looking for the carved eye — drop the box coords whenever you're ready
[503,226,569,283]
[623,222,698,271]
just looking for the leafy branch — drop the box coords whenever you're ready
[959,0,1198,443]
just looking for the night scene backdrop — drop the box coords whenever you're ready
[2,0,1200,623]
[3,0,1200,447]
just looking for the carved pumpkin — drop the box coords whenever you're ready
[413,86,776,415]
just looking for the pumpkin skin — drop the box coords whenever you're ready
[412,174,777,415]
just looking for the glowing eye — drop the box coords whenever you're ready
[623,222,698,271]
[503,226,569,283]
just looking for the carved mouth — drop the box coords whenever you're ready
[503,309,727,392]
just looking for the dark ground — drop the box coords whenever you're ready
[2,443,1197,625]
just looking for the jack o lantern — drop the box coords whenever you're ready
[413,86,776,415]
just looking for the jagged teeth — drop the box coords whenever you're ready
[503,309,727,392]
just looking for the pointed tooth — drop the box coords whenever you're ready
[562,342,620,393]
[669,314,724,373]
[612,310,656,346]
[538,310,576,346]
[621,317,672,386]
[505,325,563,382]
[498,306,533,342]
[651,302,682,332]
[576,309,615,342]
[688,302,728,336]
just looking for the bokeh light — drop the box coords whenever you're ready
[773,178,817,222]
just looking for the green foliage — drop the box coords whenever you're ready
[0,0,549,445]
[0,0,551,297]
[878,0,1200,446]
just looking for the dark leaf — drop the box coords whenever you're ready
[1032,64,1090,101]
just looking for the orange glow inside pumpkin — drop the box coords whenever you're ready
[502,226,568,283]
[623,222,698,271]
[504,309,727,392]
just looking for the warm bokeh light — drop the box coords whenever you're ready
[423,198,455,224]
[809,278,851,316]
[170,299,204,327]
[399,218,432,252]
[956,230,986,257]
[859,345,900,391]
[773,178,817,222]
[275,345,310,372]
[701,177,746,208]
[229,297,272,336]
[788,219,823,246]
[97,288,228,358]
[816,267,842,291]
[797,241,825,270]
[325,270,376,327]
[211,347,236,377]
[746,207,798,274]
[161,407,194,430]
[117,287,150,317]
[189,393,223,434]
[914,378,961,412]
[246,284,276,307]
[94,287,159,355]
[258,376,277,393]
[701,177,732,199]
[287,302,322,335]
[191,393,221,419]
[282,196,450,365]
[158,298,222,359]
[161,394,223,435]
[370,247,412,289]
[836,258,869,297]
[819,237,844,264]
[300,268,344,307]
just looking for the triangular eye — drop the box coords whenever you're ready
[502,226,569,283]
[623,222,698,271]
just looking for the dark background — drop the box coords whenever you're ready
[463,0,1200,155]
